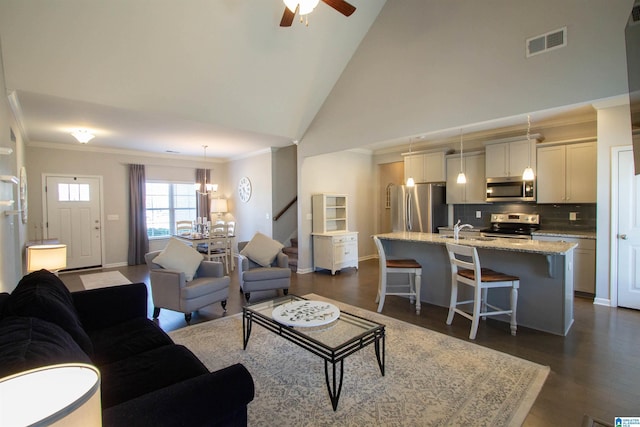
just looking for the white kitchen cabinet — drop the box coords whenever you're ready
[532,235,595,294]
[312,232,358,275]
[404,151,446,183]
[537,141,596,203]
[312,194,358,274]
[485,138,536,178]
[446,152,486,204]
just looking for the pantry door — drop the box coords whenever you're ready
[615,148,640,310]
[45,175,103,270]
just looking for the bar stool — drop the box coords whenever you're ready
[445,242,519,339]
[373,236,422,314]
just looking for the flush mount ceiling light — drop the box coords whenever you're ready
[522,114,535,181]
[71,129,95,144]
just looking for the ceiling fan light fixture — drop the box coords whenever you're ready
[283,0,298,13]
[71,129,95,144]
[299,0,320,15]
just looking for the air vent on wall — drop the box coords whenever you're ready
[630,2,640,26]
[526,27,567,57]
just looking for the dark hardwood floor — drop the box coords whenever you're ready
[60,259,639,427]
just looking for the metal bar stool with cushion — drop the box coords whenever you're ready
[445,242,519,339]
[373,236,422,314]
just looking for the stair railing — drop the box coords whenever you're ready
[274,196,297,222]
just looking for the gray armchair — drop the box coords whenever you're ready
[237,241,291,302]
[145,250,231,324]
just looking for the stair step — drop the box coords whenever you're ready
[290,237,298,247]
[283,246,298,256]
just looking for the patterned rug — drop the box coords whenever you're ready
[169,294,549,426]
[79,271,132,290]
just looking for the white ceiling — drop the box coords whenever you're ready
[0,0,386,160]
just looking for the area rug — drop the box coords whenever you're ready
[79,271,132,290]
[169,294,549,426]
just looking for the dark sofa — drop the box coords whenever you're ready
[0,270,254,426]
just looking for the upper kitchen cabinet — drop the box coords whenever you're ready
[404,151,446,183]
[537,141,597,203]
[446,152,486,204]
[485,135,540,179]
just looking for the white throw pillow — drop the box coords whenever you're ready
[240,232,284,267]
[153,238,203,281]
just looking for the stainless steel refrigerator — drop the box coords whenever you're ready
[390,183,447,233]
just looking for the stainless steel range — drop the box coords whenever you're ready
[482,213,540,240]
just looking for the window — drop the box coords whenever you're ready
[58,183,90,201]
[146,182,196,238]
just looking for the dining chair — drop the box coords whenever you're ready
[176,220,193,235]
[445,242,519,339]
[198,234,229,273]
[373,236,422,314]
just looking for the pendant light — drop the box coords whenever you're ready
[522,114,535,181]
[456,129,467,184]
[406,139,415,187]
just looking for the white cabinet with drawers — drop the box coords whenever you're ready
[312,232,359,275]
[312,193,358,275]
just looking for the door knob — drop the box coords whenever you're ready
[619,234,628,240]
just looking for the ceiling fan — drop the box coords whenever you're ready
[280,0,356,27]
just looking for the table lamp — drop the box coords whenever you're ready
[27,244,67,274]
[210,198,228,219]
[0,363,101,426]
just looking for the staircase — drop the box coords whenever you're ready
[282,237,298,272]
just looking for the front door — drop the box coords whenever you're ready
[45,175,102,270]
[617,148,640,310]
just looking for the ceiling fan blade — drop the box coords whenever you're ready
[280,5,296,27]
[322,0,356,17]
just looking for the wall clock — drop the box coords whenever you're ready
[19,166,27,224]
[238,176,252,203]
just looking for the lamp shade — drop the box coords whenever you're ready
[210,198,228,214]
[27,244,67,272]
[0,363,101,427]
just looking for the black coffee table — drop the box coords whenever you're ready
[242,294,385,411]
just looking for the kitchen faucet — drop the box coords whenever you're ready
[453,219,473,240]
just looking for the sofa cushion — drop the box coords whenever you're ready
[88,317,173,366]
[3,270,93,355]
[181,276,231,300]
[99,344,209,408]
[243,266,291,282]
[240,232,284,267]
[0,316,91,378]
[152,238,203,281]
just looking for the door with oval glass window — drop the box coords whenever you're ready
[45,175,102,270]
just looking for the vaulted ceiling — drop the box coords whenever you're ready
[0,0,386,160]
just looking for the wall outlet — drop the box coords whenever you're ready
[569,212,577,221]
[475,211,482,219]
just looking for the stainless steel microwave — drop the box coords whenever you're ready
[486,177,535,202]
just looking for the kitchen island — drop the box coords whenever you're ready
[376,232,577,336]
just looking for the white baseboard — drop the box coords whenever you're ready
[103,261,128,269]
[296,267,314,274]
[593,297,612,307]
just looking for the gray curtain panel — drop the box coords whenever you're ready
[196,168,211,220]
[128,164,149,265]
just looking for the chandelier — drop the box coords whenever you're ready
[194,145,218,195]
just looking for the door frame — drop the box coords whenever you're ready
[609,145,633,308]
[41,173,105,268]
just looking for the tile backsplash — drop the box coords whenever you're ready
[452,203,596,230]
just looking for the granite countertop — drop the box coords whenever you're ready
[376,232,577,255]
[531,229,597,240]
